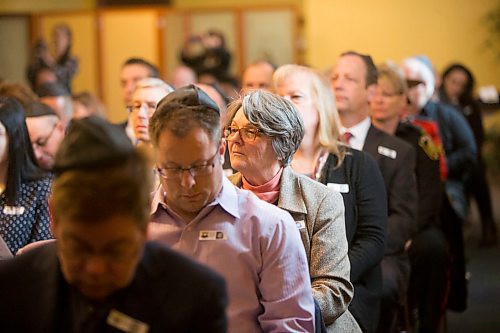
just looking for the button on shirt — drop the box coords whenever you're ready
[340,116,371,151]
[149,176,315,333]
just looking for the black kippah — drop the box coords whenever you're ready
[156,84,220,114]
[53,116,134,175]
[25,101,58,118]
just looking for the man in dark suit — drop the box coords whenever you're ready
[0,116,228,333]
[331,51,417,333]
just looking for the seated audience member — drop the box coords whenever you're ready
[331,52,418,333]
[225,90,359,332]
[0,115,228,332]
[129,78,174,146]
[36,82,73,126]
[438,63,497,246]
[121,58,161,108]
[0,96,52,256]
[274,64,387,333]
[241,60,276,93]
[171,65,197,88]
[371,62,449,333]
[402,56,476,312]
[148,85,315,332]
[25,102,65,171]
[120,58,161,140]
[72,91,106,119]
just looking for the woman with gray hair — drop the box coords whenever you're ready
[225,90,360,332]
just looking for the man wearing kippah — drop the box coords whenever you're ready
[0,116,228,332]
[25,101,66,171]
[36,81,73,126]
[148,85,316,332]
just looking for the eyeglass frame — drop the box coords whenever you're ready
[32,122,58,149]
[156,149,220,180]
[223,125,261,142]
[128,101,157,117]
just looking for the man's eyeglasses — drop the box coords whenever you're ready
[156,150,219,180]
[32,123,57,149]
[223,125,261,142]
[129,101,157,117]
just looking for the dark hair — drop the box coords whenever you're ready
[0,83,38,110]
[341,50,378,86]
[123,57,160,79]
[0,96,44,205]
[439,63,475,106]
[149,102,221,147]
[52,149,151,228]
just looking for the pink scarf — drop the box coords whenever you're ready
[242,168,283,204]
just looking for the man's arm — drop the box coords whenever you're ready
[257,209,315,333]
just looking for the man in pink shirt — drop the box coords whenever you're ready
[148,85,315,332]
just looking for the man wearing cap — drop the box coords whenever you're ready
[36,81,73,126]
[331,51,417,333]
[0,116,228,332]
[25,101,66,171]
[148,85,316,332]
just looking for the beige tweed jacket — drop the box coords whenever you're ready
[229,167,361,332]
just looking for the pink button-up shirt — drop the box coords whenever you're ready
[149,176,315,333]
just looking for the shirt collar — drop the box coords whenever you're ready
[341,116,371,150]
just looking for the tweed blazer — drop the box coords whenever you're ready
[230,167,361,332]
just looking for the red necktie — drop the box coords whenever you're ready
[341,131,353,145]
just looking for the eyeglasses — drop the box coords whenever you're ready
[32,123,57,149]
[406,79,425,89]
[129,101,157,117]
[156,150,219,180]
[223,125,261,142]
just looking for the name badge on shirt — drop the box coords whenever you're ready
[2,206,25,215]
[295,220,306,230]
[199,230,227,241]
[327,183,350,193]
[377,146,397,159]
[106,309,149,333]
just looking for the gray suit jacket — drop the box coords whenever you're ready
[230,167,361,332]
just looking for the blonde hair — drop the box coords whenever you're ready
[273,64,346,167]
[377,61,408,95]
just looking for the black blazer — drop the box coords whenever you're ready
[363,125,418,256]
[0,242,228,333]
[396,122,442,230]
[319,148,387,333]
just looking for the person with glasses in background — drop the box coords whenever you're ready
[0,115,228,332]
[25,101,66,171]
[129,78,174,146]
[225,90,361,332]
[0,96,52,257]
[148,85,315,332]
